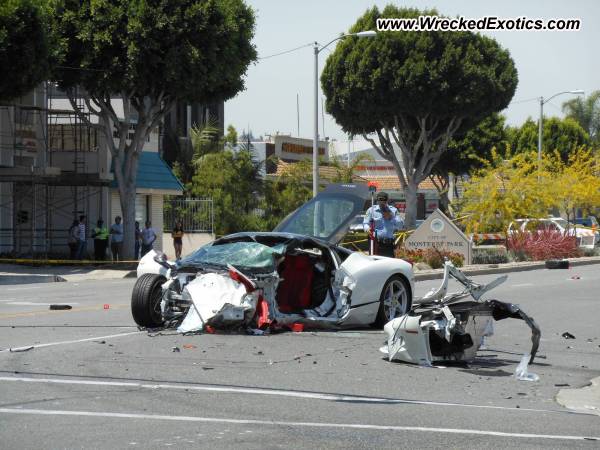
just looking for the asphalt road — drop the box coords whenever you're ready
[1,266,599,449]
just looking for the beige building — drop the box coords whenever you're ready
[0,84,183,258]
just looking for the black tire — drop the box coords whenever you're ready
[131,273,167,327]
[375,274,412,328]
[545,259,569,269]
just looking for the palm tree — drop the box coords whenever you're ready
[562,91,600,146]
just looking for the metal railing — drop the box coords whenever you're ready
[163,197,213,233]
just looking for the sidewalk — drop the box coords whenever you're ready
[414,255,600,281]
[0,262,136,285]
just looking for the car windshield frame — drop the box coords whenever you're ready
[273,183,369,244]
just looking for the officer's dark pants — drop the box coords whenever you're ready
[94,239,107,260]
[376,241,396,258]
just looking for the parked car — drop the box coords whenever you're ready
[572,216,600,247]
[348,214,367,233]
[507,217,596,249]
[574,216,598,229]
[133,184,414,332]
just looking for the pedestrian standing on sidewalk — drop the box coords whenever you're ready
[76,215,87,260]
[171,220,184,260]
[67,219,79,259]
[91,218,109,260]
[141,220,157,257]
[110,216,124,261]
[134,221,142,259]
[363,192,403,258]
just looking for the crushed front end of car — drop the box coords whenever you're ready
[132,239,359,333]
[381,261,541,367]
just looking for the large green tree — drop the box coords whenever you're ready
[53,0,256,257]
[562,91,600,147]
[0,0,57,101]
[507,116,589,162]
[190,149,264,235]
[321,6,517,227]
[432,113,507,213]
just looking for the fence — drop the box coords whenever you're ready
[163,197,213,233]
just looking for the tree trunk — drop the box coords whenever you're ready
[404,180,419,229]
[119,184,136,260]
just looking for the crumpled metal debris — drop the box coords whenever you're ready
[382,261,541,368]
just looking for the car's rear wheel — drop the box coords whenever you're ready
[375,275,411,327]
[131,273,166,327]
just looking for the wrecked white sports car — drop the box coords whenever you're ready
[132,184,414,332]
[381,261,541,366]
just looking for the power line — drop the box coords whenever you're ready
[258,43,313,60]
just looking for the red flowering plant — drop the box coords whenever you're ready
[506,229,581,261]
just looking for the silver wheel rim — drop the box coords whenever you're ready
[383,279,408,321]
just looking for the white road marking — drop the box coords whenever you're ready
[0,331,142,353]
[510,283,534,287]
[4,302,80,306]
[0,408,597,441]
[0,375,583,416]
[4,286,43,291]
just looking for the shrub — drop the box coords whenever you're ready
[506,230,581,261]
[396,247,464,268]
[472,245,510,264]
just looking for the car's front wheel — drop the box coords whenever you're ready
[131,273,167,327]
[375,275,411,327]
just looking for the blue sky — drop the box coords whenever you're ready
[225,0,599,143]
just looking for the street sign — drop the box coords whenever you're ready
[404,209,472,264]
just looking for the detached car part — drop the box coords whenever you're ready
[381,261,541,366]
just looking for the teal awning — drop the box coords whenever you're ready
[111,151,183,193]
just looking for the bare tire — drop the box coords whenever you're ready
[545,259,569,269]
[131,273,166,327]
[375,275,411,328]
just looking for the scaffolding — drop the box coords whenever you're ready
[0,85,108,258]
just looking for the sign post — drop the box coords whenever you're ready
[367,182,378,256]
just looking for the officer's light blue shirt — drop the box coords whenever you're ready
[363,204,404,239]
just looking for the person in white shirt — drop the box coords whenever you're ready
[76,215,87,260]
[141,220,157,256]
[110,216,124,261]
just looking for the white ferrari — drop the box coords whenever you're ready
[132,183,413,332]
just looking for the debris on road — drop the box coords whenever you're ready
[49,304,72,310]
[9,346,34,352]
[171,346,180,353]
[182,344,196,350]
[514,353,539,381]
[562,332,576,339]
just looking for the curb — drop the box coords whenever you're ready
[0,274,67,285]
[414,256,600,281]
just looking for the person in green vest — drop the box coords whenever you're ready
[92,218,109,260]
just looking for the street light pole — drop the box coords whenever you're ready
[537,90,584,173]
[313,42,319,197]
[312,30,376,197]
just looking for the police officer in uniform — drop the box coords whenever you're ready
[92,218,109,260]
[363,191,404,257]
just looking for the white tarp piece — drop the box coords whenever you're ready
[177,273,248,333]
